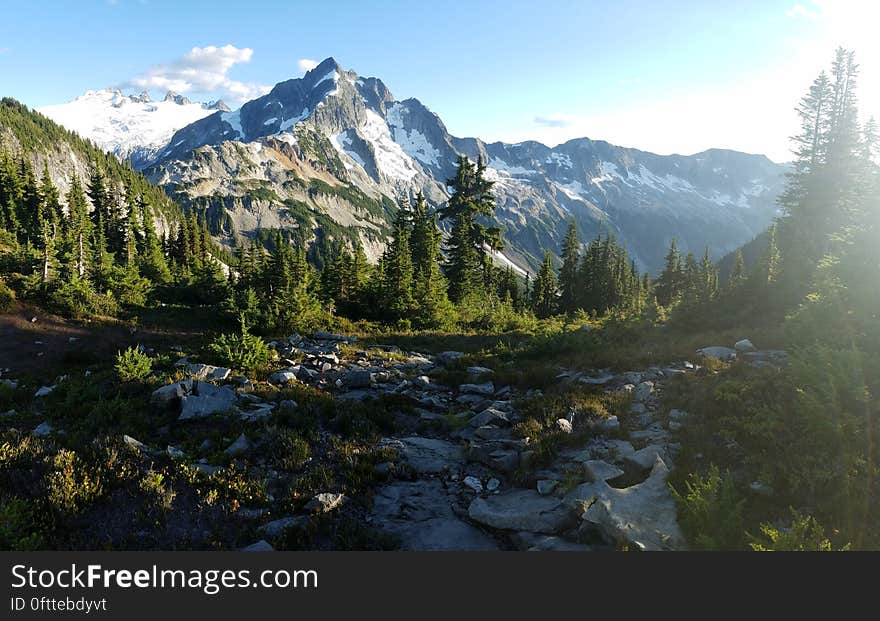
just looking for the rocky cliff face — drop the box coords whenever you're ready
[111,57,782,273]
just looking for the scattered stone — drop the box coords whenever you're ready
[574,371,614,387]
[584,460,625,483]
[592,416,620,433]
[32,421,53,437]
[258,516,308,538]
[537,480,558,496]
[436,351,465,366]
[669,409,689,421]
[624,445,668,473]
[486,478,501,492]
[697,346,737,361]
[735,339,756,352]
[343,370,373,389]
[633,381,654,403]
[187,364,231,381]
[123,435,147,454]
[269,369,299,385]
[239,540,274,552]
[224,433,251,457]
[313,330,356,342]
[468,489,576,534]
[279,399,298,411]
[469,408,511,428]
[150,380,192,408]
[555,418,573,434]
[166,445,185,458]
[463,475,483,493]
[179,382,236,420]
[34,385,55,398]
[460,382,495,396]
[195,463,221,475]
[749,481,774,497]
[305,492,347,514]
[0,409,16,417]
[513,532,592,552]
[466,366,494,378]
[0,378,18,390]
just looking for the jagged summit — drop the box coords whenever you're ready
[163,90,192,106]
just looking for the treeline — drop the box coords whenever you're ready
[0,148,229,317]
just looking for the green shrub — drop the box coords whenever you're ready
[0,279,15,312]
[0,497,45,550]
[209,325,271,375]
[48,276,118,318]
[115,346,153,382]
[46,449,104,515]
[751,510,848,551]
[671,465,745,550]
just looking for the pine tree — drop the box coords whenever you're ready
[438,155,502,302]
[655,238,682,307]
[558,220,580,313]
[531,250,558,318]
[381,205,414,320]
[409,193,453,328]
[63,175,91,279]
[729,249,746,289]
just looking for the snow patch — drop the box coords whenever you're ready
[386,104,441,167]
[359,109,420,182]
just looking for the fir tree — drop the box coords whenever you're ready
[558,220,580,313]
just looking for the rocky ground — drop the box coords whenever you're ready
[1,321,786,551]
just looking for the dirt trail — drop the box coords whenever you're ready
[0,304,203,380]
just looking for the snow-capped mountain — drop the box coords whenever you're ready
[38,89,228,169]
[41,58,787,273]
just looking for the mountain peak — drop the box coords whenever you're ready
[163,90,192,105]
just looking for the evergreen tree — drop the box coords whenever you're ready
[655,238,682,307]
[438,156,502,302]
[558,220,580,313]
[531,250,558,318]
[381,205,414,320]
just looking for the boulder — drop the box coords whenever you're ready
[269,369,299,385]
[469,408,511,428]
[0,378,18,390]
[187,364,231,381]
[633,381,654,403]
[123,434,147,454]
[486,478,501,492]
[735,339,756,352]
[151,380,192,408]
[305,492,347,514]
[584,460,625,483]
[513,532,592,552]
[537,480,558,496]
[313,330,356,342]
[463,475,483,493]
[578,373,615,386]
[34,385,55,398]
[32,421,53,437]
[166,445,185,458]
[239,540,274,552]
[224,433,251,457]
[258,516,308,538]
[343,370,373,388]
[460,382,495,396]
[564,457,685,551]
[696,346,737,361]
[468,489,576,534]
[669,409,689,421]
[466,366,494,378]
[179,382,236,420]
[555,418,573,434]
[624,445,668,473]
[436,351,465,366]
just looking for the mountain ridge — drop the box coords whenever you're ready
[36,57,787,274]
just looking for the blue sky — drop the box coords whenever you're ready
[0,0,877,161]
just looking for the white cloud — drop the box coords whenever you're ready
[786,3,820,20]
[534,113,577,128]
[123,44,269,103]
[297,58,319,73]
